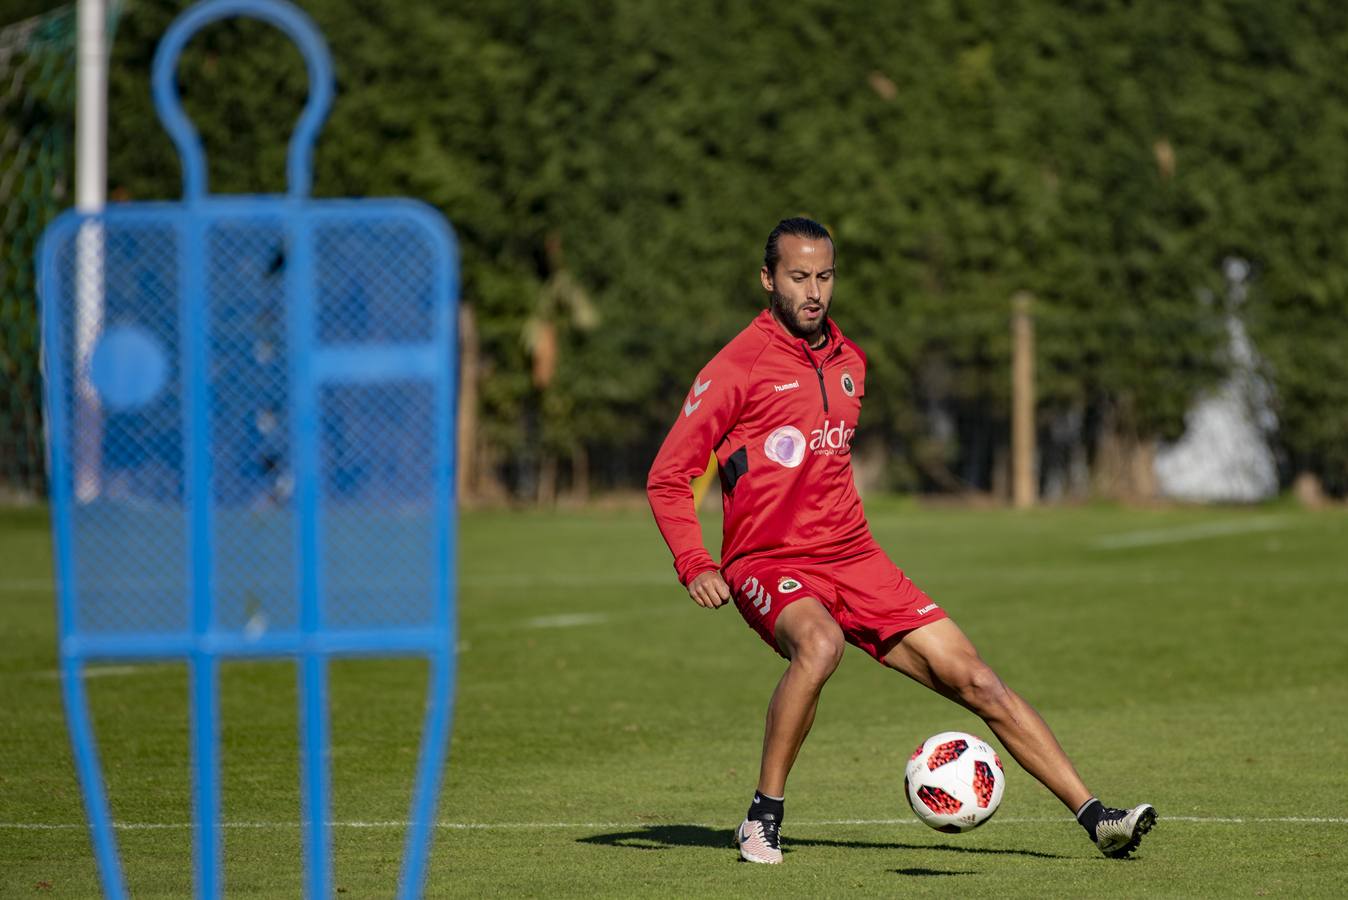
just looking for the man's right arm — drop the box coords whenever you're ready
[646,355,746,591]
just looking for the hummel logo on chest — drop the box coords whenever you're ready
[774,381,800,393]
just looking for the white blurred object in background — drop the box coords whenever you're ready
[1154,258,1279,502]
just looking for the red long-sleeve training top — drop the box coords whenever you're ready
[647,310,874,585]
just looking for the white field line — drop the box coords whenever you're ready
[466,573,672,589]
[22,612,612,676]
[2,815,1347,832]
[0,573,674,593]
[0,577,53,592]
[32,665,151,679]
[523,612,610,629]
[1090,515,1293,550]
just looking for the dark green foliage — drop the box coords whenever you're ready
[0,4,76,498]
[98,0,1348,495]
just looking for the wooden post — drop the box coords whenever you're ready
[457,303,478,505]
[1011,292,1036,509]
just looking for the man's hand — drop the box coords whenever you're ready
[687,570,732,609]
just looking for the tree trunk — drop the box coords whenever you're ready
[1093,400,1157,501]
[457,303,480,504]
[538,451,557,507]
[569,442,590,503]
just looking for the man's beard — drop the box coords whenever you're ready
[770,288,828,343]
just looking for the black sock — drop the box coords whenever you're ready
[1076,798,1104,840]
[748,791,785,823]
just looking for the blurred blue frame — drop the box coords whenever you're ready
[37,1,458,897]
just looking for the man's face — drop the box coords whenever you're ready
[761,234,835,344]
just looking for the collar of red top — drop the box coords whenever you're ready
[754,308,844,363]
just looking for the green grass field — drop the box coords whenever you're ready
[2,500,1346,897]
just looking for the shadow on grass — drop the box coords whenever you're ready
[577,824,1067,860]
[577,824,729,852]
[892,867,975,877]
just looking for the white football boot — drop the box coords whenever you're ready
[1095,803,1156,858]
[735,815,783,864]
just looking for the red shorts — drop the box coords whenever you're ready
[723,546,947,661]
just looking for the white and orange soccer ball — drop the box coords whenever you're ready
[904,731,1006,832]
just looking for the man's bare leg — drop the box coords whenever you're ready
[757,598,845,796]
[882,616,1157,858]
[881,617,1092,812]
[736,598,844,864]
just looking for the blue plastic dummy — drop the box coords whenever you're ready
[37,1,458,896]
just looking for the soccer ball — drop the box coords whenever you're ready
[904,730,1006,833]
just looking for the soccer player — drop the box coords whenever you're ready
[646,217,1155,864]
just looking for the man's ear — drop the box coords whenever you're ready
[760,265,774,292]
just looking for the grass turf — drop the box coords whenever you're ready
[1,500,1346,896]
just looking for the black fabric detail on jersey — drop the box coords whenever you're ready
[814,365,829,412]
[720,447,748,495]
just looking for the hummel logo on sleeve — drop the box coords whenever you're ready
[683,376,712,417]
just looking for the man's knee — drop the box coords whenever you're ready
[779,604,845,680]
[950,659,1012,714]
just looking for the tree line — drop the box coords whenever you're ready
[96,0,1348,500]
